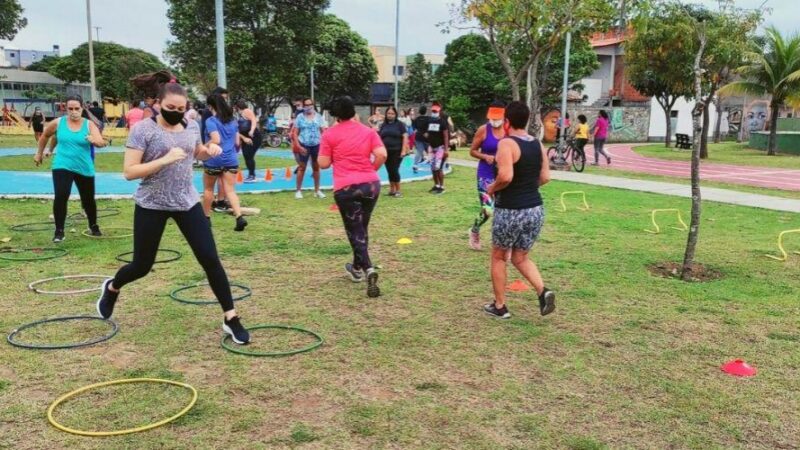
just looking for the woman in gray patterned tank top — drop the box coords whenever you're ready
[95,72,251,344]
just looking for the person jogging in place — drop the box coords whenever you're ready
[591,110,611,165]
[378,106,409,197]
[425,102,449,194]
[291,97,327,199]
[319,96,387,298]
[469,102,506,250]
[484,101,555,320]
[96,73,250,344]
[202,93,248,232]
[412,105,428,173]
[235,100,262,182]
[29,107,45,143]
[34,96,107,243]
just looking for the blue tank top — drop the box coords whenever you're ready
[52,117,94,177]
[478,123,501,179]
[495,136,543,210]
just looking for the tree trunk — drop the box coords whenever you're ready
[659,97,672,148]
[713,96,723,143]
[768,102,779,156]
[681,30,706,282]
[527,57,542,138]
[700,100,710,159]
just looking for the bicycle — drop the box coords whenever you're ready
[263,127,290,148]
[547,137,586,172]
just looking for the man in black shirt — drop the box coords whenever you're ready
[424,102,449,194]
[88,101,106,132]
[412,105,429,172]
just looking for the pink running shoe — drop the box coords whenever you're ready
[469,229,481,251]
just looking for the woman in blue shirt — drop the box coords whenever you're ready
[202,93,247,231]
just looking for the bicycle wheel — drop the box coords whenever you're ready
[547,146,558,163]
[572,150,586,172]
[266,134,281,148]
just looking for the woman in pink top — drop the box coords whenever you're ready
[126,101,145,130]
[591,109,611,165]
[319,96,387,298]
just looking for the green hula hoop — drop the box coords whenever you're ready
[221,324,324,357]
[169,282,252,305]
[7,315,119,350]
[0,247,67,261]
[116,249,182,264]
[68,208,121,220]
[10,221,72,232]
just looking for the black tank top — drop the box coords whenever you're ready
[495,136,543,210]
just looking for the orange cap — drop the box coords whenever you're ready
[487,106,505,120]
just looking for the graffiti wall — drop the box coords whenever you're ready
[543,106,650,143]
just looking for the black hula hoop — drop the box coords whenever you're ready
[68,208,121,220]
[0,247,67,261]
[169,282,252,305]
[7,315,119,350]
[10,221,72,232]
[221,324,324,357]
[115,249,182,264]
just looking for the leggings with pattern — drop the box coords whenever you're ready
[334,181,381,271]
[472,176,495,233]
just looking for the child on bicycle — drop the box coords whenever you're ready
[575,115,589,157]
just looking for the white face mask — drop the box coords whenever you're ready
[430,112,439,119]
[490,119,504,128]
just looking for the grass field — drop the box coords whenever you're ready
[634,142,800,170]
[0,167,798,449]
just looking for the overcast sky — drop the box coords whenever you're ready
[0,0,795,62]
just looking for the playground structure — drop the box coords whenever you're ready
[765,229,800,262]
[559,191,590,212]
[644,209,689,234]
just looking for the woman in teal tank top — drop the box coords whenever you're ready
[34,96,107,243]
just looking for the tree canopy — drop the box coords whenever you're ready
[0,0,27,40]
[400,53,434,104]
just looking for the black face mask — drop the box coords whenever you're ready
[161,108,185,126]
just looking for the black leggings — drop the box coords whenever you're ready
[241,129,263,177]
[384,149,402,183]
[113,203,235,312]
[52,169,97,231]
[334,181,380,271]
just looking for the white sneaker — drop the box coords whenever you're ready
[315,190,326,199]
[295,191,303,199]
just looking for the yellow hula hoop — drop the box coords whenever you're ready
[81,226,134,239]
[47,378,198,437]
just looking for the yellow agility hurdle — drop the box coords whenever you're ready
[765,229,800,261]
[644,209,689,234]
[559,191,589,212]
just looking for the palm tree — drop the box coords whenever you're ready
[719,27,800,156]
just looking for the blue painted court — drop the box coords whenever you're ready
[0,148,442,197]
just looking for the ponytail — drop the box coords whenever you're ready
[130,70,186,101]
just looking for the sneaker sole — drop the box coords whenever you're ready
[367,272,380,298]
[222,323,248,344]
[234,222,248,232]
[541,291,556,316]
[483,307,511,319]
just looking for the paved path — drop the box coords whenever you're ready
[448,158,800,213]
[600,144,800,191]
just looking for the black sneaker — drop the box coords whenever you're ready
[213,200,231,213]
[211,200,220,210]
[223,316,250,344]
[96,278,119,319]
[234,215,248,232]
[89,224,102,237]
[538,288,556,316]
[434,187,445,195]
[428,186,438,193]
[366,268,380,298]
[345,263,364,282]
[483,302,511,319]
[53,229,65,243]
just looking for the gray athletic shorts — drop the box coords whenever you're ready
[492,206,545,251]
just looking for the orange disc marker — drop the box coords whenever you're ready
[236,171,243,184]
[506,280,530,292]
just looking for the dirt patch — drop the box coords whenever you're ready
[647,261,723,282]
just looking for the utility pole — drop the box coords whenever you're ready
[310,51,315,105]
[393,0,401,110]
[214,0,226,88]
[86,0,97,102]
[557,31,572,165]
[94,26,101,41]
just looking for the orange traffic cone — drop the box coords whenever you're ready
[236,171,244,184]
[284,167,292,180]
[329,204,339,211]
[506,280,530,292]
[265,169,273,182]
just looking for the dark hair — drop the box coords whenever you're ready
[235,100,248,110]
[578,114,587,124]
[303,97,313,105]
[92,101,99,107]
[599,110,609,119]
[419,105,427,115]
[490,100,506,108]
[330,96,356,120]
[504,101,530,129]
[384,106,398,120]
[130,70,186,101]
[207,93,234,123]
[65,95,83,107]
[565,113,570,119]
[211,86,228,96]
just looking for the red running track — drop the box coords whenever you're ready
[593,144,800,191]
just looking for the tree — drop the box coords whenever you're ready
[25,56,62,73]
[0,0,27,40]
[434,34,509,131]
[400,54,434,104]
[627,2,695,148]
[21,86,60,116]
[451,0,614,136]
[534,34,600,111]
[166,0,329,114]
[720,27,800,156]
[304,15,376,107]
[48,42,167,101]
